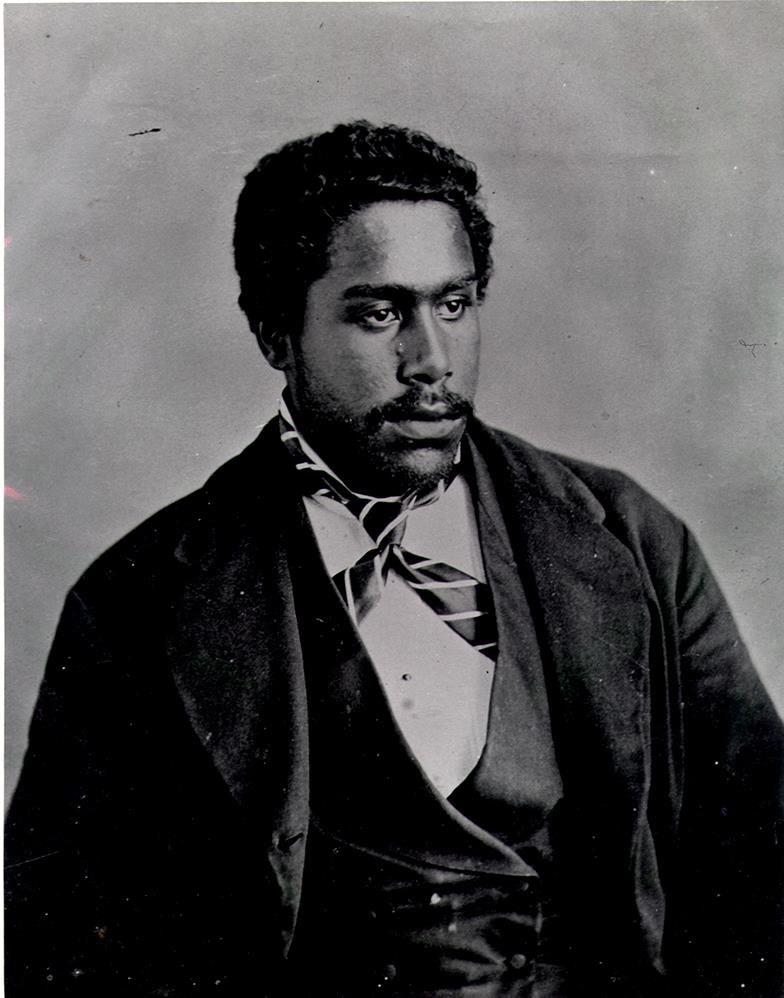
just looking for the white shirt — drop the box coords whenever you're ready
[294,426,496,797]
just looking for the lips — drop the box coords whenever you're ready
[388,412,464,441]
[365,389,474,434]
[396,404,455,421]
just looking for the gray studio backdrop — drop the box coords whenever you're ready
[5,2,784,804]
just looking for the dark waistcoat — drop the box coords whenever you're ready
[286,444,571,997]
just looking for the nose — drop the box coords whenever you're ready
[397,307,451,385]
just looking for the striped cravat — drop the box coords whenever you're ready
[279,402,498,660]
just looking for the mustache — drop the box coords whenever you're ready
[365,389,474,431]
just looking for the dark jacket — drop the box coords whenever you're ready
[6,418,784,996]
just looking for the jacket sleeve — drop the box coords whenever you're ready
[5,574,287,997]
[662,526,784,997]
[5,587,118,995]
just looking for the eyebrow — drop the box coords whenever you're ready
[341,273,477,301]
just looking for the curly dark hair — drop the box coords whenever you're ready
[233,120,494,336]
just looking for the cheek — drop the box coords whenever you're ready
[308,338,397,408]
[453,327,481,390]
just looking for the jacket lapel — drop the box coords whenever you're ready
[469,420,664,970]
[164,423,310,953]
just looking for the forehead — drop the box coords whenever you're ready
[321,200,474,293]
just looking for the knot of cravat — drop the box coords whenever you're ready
[279,405,498,660]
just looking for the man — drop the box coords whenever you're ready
[6,121,783,997]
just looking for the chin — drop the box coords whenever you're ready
[362,442,459,496]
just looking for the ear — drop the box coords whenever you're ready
[252,321,293,371]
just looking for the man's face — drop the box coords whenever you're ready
[281,199,481,495]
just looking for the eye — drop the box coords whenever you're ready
[358,306,402,330]
[434,297,470,321]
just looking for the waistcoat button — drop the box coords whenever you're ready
[508,953,528,971]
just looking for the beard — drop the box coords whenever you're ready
[289,384,474,496]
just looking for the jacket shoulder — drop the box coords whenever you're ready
[473,420,686,550]
[74,424,281,597]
